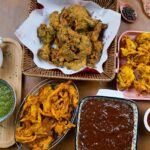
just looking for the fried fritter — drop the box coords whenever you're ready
[16,81,78,150]
[59,4,96,31]
[38,44,50,61]
[118,33,150,94]
[87,41,103,67]
[91,22,103,42]
[135,32,150,44]
[64,59,86,70]
[134,79,150,94]
[37,24,55,44]
[134,64,150,94]
[117,65,135,90]
[38,5,106,70]
[121,36,137,57]
[49,11,60,30]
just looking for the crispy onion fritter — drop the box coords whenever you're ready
[16,81,78,150]
[37,5,107,70]
[118,33,150,94]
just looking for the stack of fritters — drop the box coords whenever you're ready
[37,5,107,70]
[118,33,150,94]
[16,81,78,150]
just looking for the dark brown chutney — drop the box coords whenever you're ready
[78,99,134,150]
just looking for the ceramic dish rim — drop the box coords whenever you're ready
[144,108,150,132]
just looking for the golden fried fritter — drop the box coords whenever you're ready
[16,81,78,150]
[59,4,96,31]
[117,65,135,90]
[38,5,106,70]
[64,59,86,70]
[118,33,150,94]
[49,11,60,30]
[38,44,50,61]
[121,36,137,57]
[135,32,150,44]
[91,22,103,42]
[37,24,55,44]
[134,64,150,94]
[87,41,103,67]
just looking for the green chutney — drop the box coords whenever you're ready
[0,81,14,118]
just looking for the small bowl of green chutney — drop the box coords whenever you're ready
[0,79,16,122]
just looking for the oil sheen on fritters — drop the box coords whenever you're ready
[37,5,107,70]
[78,99,134,150]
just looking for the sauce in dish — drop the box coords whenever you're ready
[78,99,134,150]
[0,80,14,118]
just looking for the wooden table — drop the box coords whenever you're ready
[0,0,150,149]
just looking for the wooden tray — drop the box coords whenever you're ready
[22,0,118,81]
[0,38,22,148]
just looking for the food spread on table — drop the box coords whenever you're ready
[37,4,107,70]
[0,0,150,150]
[15,81,78,150]
[117,33,150,94]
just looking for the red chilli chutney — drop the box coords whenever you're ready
[78,99,134,150]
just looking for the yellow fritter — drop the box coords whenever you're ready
[16,81,78,150]
[37,4,107,70]
[118,32,150,94]
[134,64,150,94]
[135,32,150,44]
[121,36,137,57]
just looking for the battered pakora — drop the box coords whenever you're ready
[37,5,107,70]
[117,65,135,90]
[16,81,78,150]
[121,36,137,57]
[118,33,150,94]
[134,63,150,94]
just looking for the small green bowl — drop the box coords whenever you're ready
[0,79,16,123]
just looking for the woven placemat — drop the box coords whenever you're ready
[22,0,118,81]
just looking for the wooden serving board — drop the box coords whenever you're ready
[0,38,22,148]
